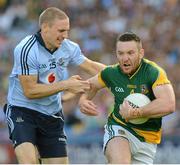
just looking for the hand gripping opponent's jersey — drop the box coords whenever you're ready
[7,32,85,115]
[98,59,170,144]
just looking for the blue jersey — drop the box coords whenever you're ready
[7,32,85,115]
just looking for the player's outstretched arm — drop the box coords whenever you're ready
[79,74,104,116]
[62,58,106,102]
[79,57,106,75]
[19,74,90,99]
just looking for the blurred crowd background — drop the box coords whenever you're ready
[0,0,180,163]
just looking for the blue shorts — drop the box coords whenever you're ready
[3,104,67,158]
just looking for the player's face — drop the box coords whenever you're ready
[116,41,144,75]
[43,18,70,50]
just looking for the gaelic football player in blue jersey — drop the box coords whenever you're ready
[4,7,105,164]
[79,32,175,164]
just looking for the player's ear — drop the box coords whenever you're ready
[41,23,49,33]
[140,48,144,58]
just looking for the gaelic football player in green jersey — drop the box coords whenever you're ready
[79,32,175,164]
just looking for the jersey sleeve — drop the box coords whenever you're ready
[147,63,170,89]
[98,72,106,87]
[98,67,112,88]
[152,67,170,89]
[14,37,38,75]
[69,44,86,65]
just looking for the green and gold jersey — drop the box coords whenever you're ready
[98,58,170,144]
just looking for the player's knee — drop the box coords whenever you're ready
[15,142,38,164]
[41,157,69,164]
[107,157,131,164]
[17,154,38,164]
[106,153,131,164]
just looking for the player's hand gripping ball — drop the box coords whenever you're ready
[124,93,151,124]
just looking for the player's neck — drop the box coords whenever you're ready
[40,32,57,52]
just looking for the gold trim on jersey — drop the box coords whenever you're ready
[127,84,137,89]
[143,59,170,89]
[133,128,162,144]
[152,68,170,89]
[98,73,106,87]
[112,113,161,144]
[110,63,119,68]
[129,62,142,79]
[112,113,127,126]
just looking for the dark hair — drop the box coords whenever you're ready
[117,32,142,49]
[117,32,141,42]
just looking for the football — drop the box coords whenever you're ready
[124,93,151,124]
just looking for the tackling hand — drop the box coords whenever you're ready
[79,99,99,116]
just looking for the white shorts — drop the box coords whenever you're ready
[103,124,157,164]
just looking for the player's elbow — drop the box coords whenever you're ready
[24,92,34,99]
[23,89,37,99]
[166,99,176,114]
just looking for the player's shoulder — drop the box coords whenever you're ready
[61,39,80,51]
[100,64,119,84]
[103,63,119,72]
[15,35,37,51]
[143,58,165,73]
[142,58,168,82]
[101,64,119,76]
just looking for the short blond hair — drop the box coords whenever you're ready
[39,7,68,27]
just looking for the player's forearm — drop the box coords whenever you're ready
[90,61,106,75]
[79,86,98,103]
[140,98,175,118]
[62,92,77,102]
[81,59,106,76]
[24,81,68,99]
